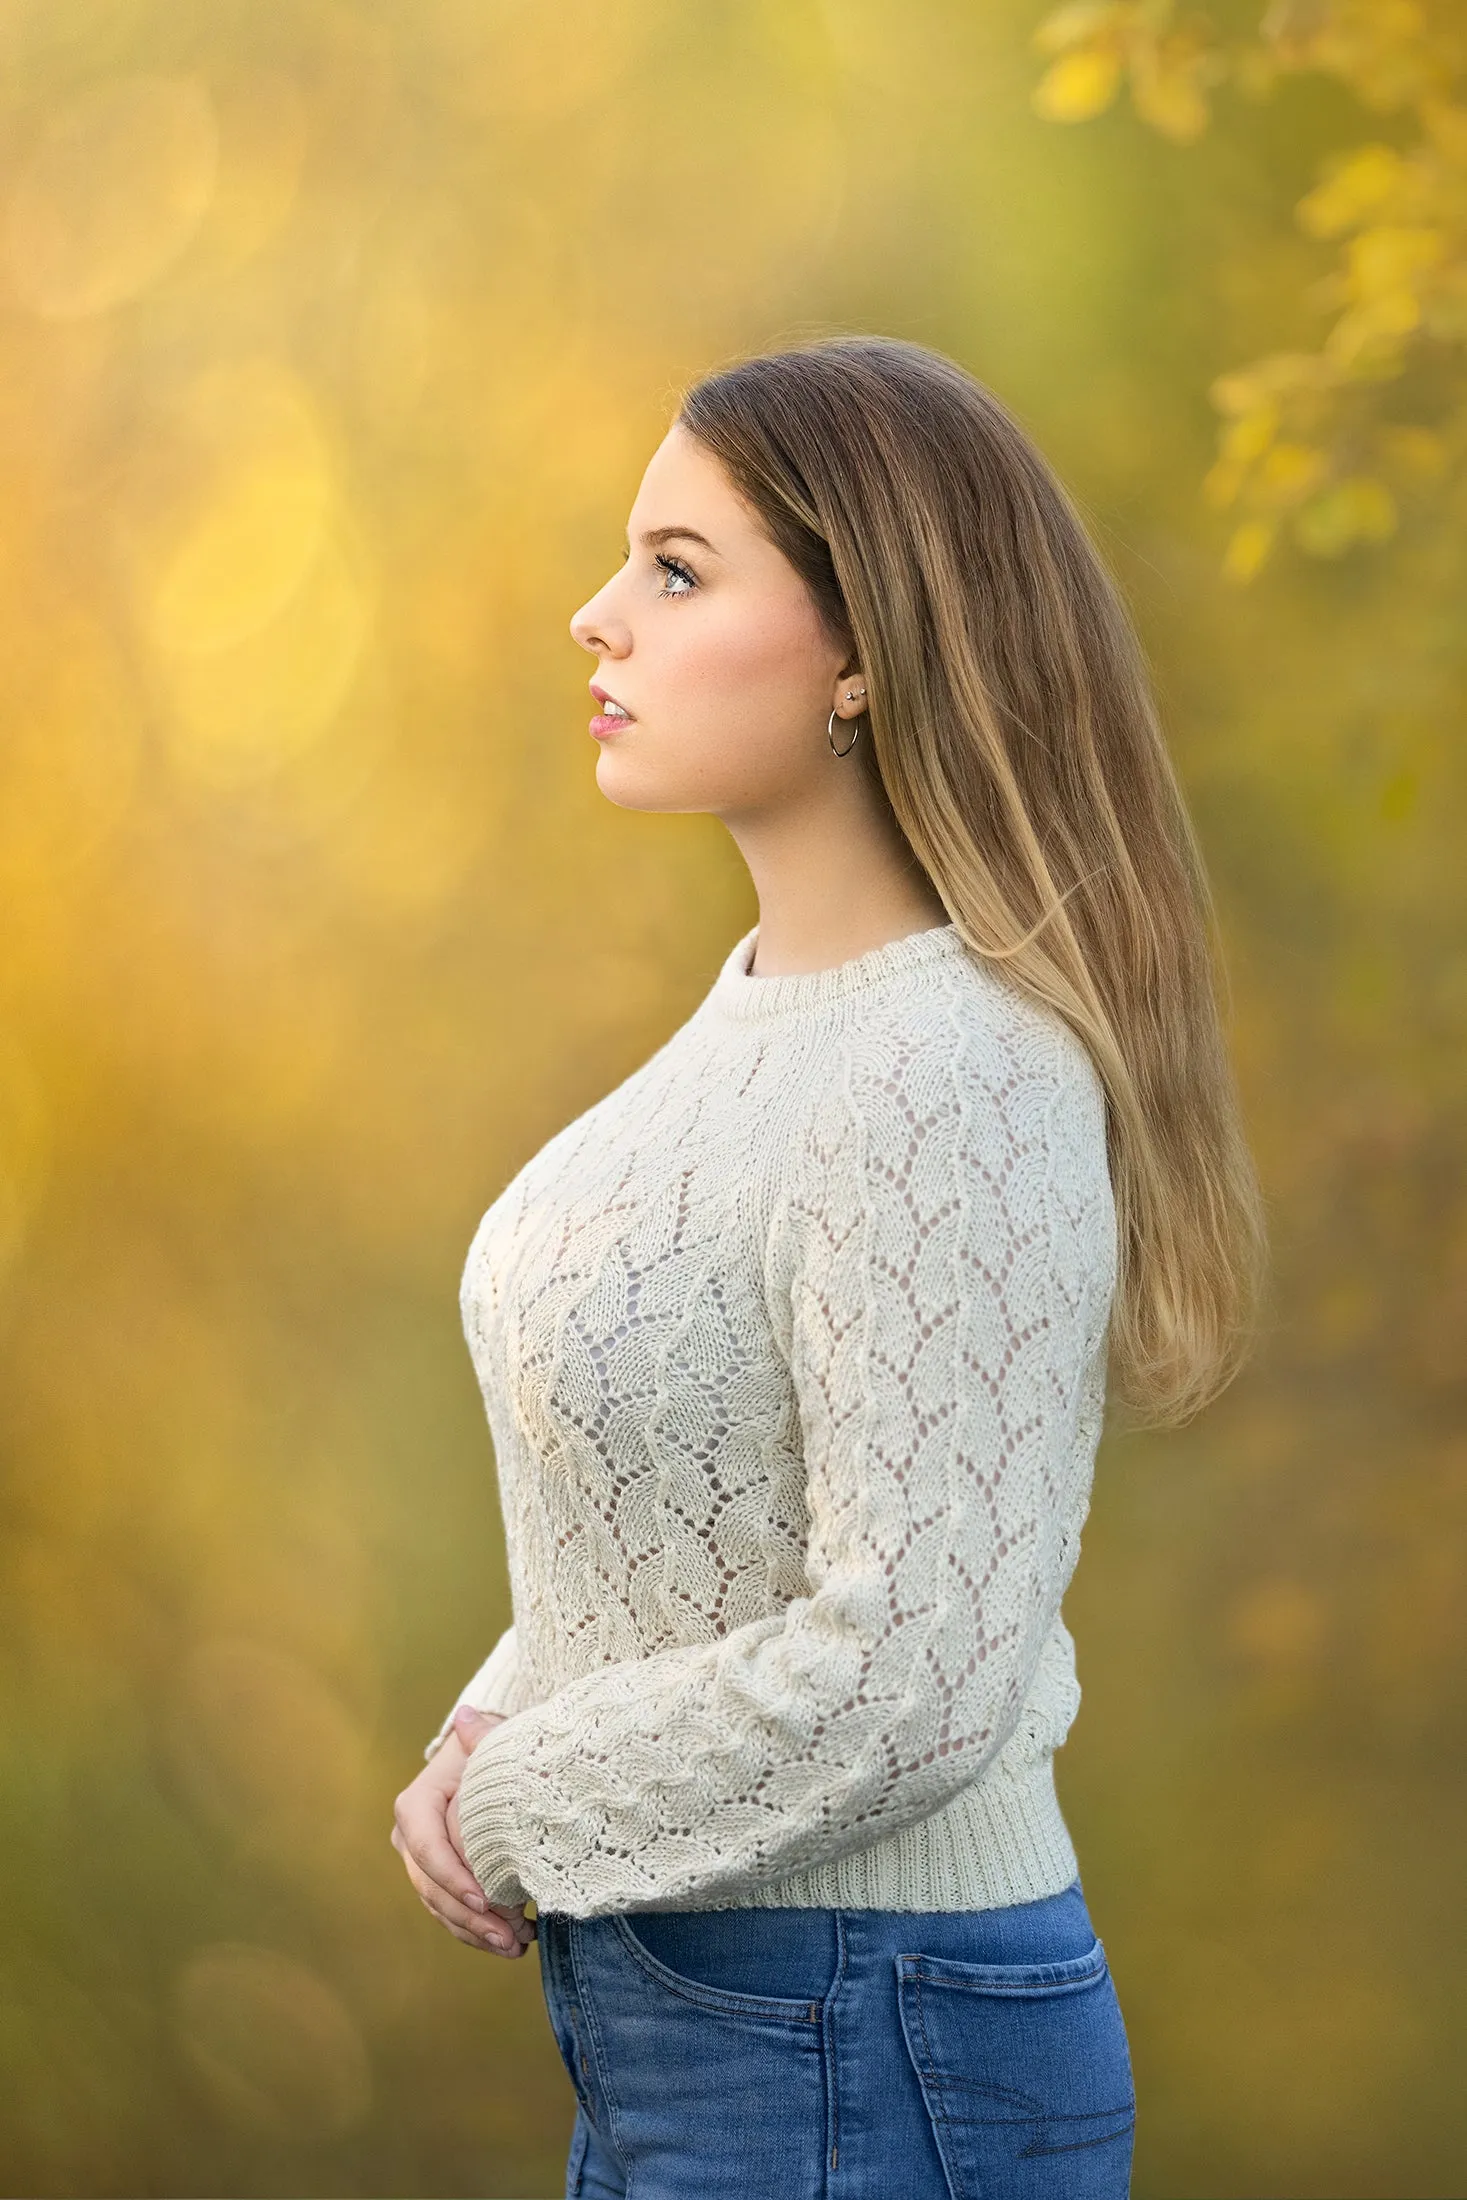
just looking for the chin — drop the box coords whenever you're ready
[594,750,709,815]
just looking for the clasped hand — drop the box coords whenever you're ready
[392,1703,536,1958]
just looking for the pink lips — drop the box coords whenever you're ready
[589,683,633,741]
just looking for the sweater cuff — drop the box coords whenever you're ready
[456,1725,530,1909]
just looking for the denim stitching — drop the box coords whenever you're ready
[902,1938,1108,1997]
[1020,2117,1136,2158]
[943,2101,1135,2127]
[901,1953,1130,2186]
[907,1969,963,2175]
[543,1920,599,2133]
[923,2080,1049,2114]
[821,1911,848,2183]
[608,1911,824,2026]
[568,1921,633,2193]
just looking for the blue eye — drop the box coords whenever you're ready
[654,552,697,598]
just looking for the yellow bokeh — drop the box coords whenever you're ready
[172,1945,370,2139]
[0,6,1461,2197]
[5,74,217,318]
[1032,45,1123,122]
[123,357,336,656]
[159,523,373,787]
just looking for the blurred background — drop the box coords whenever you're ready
[1,3,1463,2196]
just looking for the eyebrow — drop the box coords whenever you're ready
[635,525,720,555]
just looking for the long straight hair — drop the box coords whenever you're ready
[680,335,1267,1429]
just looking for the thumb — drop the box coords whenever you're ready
[452,1702,503,1749]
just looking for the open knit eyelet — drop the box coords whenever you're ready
[446,926,1117,1914]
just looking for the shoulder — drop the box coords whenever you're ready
[806,946,1108,1161]
[765,951,1116,1321]
[759,950,1110,1274]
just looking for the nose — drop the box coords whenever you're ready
[570,575,630,658]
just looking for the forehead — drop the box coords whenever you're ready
[629,426,748,536]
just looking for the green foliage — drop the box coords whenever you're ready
[1032,0,1467,578]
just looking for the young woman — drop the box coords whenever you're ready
[392,336,1267,2199]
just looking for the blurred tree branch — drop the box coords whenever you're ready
[1031,0,1467,579]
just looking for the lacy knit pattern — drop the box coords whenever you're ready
[433,920,1118,1920]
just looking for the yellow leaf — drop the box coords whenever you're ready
[1032,47,1123,121]
[1346,224,1445,299]
[1220,406,1279,463]
[1306,270,1350,312]
[1326,296,1418,371]
[1233,45,1281,102]
[1297,145,1405,239]
[1263,350,1338,393]
[1212,351,1336,412]
[1420,98,1467,165]
[1377,425,1447,479]
[1210,370,1266,416]
[1222,519,1276,583]
[1292,491,1356,557]
[1257,441,1328,502]
[1292,477,1398,557]
[1132,61,1210,141]
[1032,2,1118,57]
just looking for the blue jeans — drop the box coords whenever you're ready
[536,1877,1135,2197]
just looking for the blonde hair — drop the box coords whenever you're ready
[680,335,1268,1428]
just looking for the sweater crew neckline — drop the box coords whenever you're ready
[707,918,967,1022]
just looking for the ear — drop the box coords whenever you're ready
[830,671,868,722]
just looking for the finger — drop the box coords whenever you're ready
[395,1800,489,1913]
[488,1903,537,1943]
[417,1889,529,1957]
[404,1858,523,1951]
[421,1899,495,1954]
[487,1912,536,1945]
[393,1812,530,1940]
[452,1703,504,1749]
[392,1809,485,1917]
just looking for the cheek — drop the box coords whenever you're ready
[595,585,839,811]
[663,601,829,748]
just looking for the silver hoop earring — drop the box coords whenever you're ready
[828,707,860,758]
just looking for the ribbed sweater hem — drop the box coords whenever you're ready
[459,1746,1078,1920]
[667,1753,1079,1916]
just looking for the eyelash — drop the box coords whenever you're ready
[654,552,697,598]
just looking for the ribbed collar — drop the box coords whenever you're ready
[705,919,968,1023]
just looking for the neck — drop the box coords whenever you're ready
[721,765,950,978]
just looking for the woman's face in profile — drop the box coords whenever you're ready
[568,424,853,819]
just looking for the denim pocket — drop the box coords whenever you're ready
[580,1915,829,2198]
[895,1937,1135,2198]
[609,1913,827,2026]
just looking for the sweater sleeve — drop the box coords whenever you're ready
[454,1023,1095,1916]
[423,1624,526,1762]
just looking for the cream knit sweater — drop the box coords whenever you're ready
[431,919,1118,1920]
